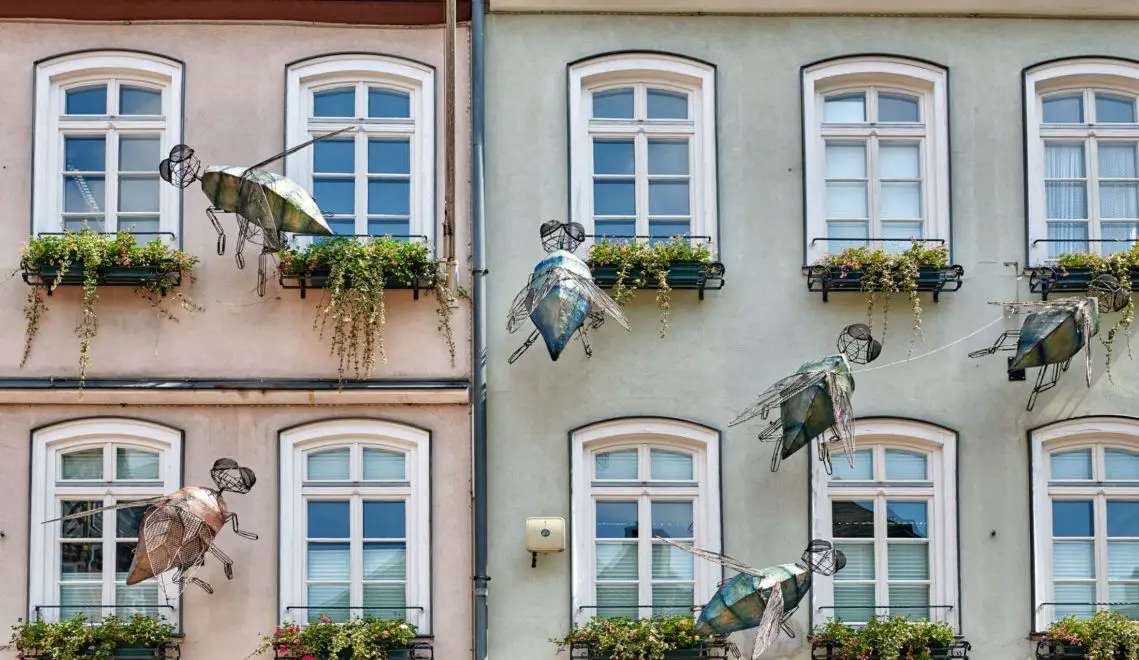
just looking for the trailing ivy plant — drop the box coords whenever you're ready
[809,616,955,660]
[256,615,417,660]
[7,613,174,660]
[277,237,458,382]
[18,230,200,386]
[1046,610,1139,660]
[815,242,950,353]
[550,616,737,660]
[587,236,715,338]
[1054,247,1138,379]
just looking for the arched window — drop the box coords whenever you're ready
[28,418,183,624]
[810,419,959,629]
[568,53,718,247]
[279,419,431,631]
[285,54,435,245]
[802,56,950,262]
[33,51,184,239]
[1025,58,1139,262]
[1030,417,1139,629]
[570,418,721,622]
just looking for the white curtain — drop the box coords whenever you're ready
[1045,142,1089,257]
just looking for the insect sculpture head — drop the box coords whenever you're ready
[210,458,257,494]
[801,539,846,576]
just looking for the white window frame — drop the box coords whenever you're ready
[810,419,959,630]
[279,419,431,633]
[568,53,718,249]
[285,54,435,249]
[570,417,721,624]
[1031,416,1139,630]
[1025,58,1139,264]
[802,56,950,263]
[28,418,182,624]
[32,51,183,240]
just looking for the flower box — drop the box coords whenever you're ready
[278,268,437,300]
[805,264,964,303]
[22,265,183,296]
[588,260,726,300]
[810,639,971,659]
[1026,266,1139,301]
[19,641,179,659]
[569,640,732,659]
[274,642,432,659]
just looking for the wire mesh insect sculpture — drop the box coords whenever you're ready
[159,128,350,296]
[43,458,258,597]
[730,324,881,473]
[506,220,630,363]
[656,537,846,660]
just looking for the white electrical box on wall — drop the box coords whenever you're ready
[525,516,565,566]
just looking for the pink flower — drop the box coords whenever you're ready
[319,616,332,623]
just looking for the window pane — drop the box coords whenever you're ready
[832,449,873,480]
[1108,583,1139,619]
[115,583,158,618]
[1052,449,1093,480]
[1103,223,1139,254]
[833,500,874,538]
[879,182,921,219]
[596,542,638,579]
[647,139,689,175]
[593,139,635,175]
[314,88,355,117]
[885,450,927,480]
[314,140,355,174]
[368,88,411,118]
[364,542,406,579]
[1054,583,1096,619]
[61,449,103,480]
[120,86,161,115]
[880,143,920,179]
[888,584,930,618]
[596,501,637,539]
[1108,542,1139,578]
[307,501,350,538]
[648,220,691,242]
[595,219,635,239]
[652,542,694,579]
[650,449,693,481]
[887,543,929,579]
[1101,184,1139,219]
[826,183,868,219]
[593,89,634,119]
[307,584,350,623]
[307,542,349,580]
[1106,449,1139,480]
[119,137,160,172]
[1108,501,1139,537]
[61,501,102,538]
[362,448,405,480]
[826,142,866,178]
[307,448,350,481]
[1097,93,1136,123]
[314,179,354,216]
[64,217,106,233]
[364,584,408,619]
[66,85,107,115]
[886,501,928,538]
[595,449,638,480]
[651,584,694,617]
[824,93,865,123]
[368,180,410,216]
[1046,222,1089,258]
[1054,500,1095,537]
[827,221,869,251]
[117,506,146,539]
[369,139,411,174]
[60,585,103,621]
[1099,143,1137,177]
[1054,541,1095,578]
[324,218,353,236]
[878,93,920,122]
[596,584,638,619]
[368,219,410,237]
[594,180,635,216]
[119,177,159,213]
[647,89,688,120]
[834,584,875,622]
[649,180,690,215]
[65,136,106,172]
[652,501,693,539]
[834,542,874,580]
[1046,143,1087,178]
[1043,94,1084,123]
[1046,183,1088,219]
[881,222,923,248]
[364,501,406,538]
[115,449,158,480]
[119,216,159,236]
[61,543,102,578]
[65,176,105,214]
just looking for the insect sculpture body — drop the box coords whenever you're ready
[507,221,630,363]
[45,459,258,596]
[657,538,846,659]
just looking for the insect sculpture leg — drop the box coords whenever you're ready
[208,544,235,580]
[173,559,214,594]
[206,208,227,256]
[257,248,271,297]
[227,513,258,540]
[577,326,593,358]
[234,217,250,270]
[967,330,1021,358]
[508,330,541,364]
[1027,362,1066,411]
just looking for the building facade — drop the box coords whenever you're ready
[483,3,1139,660]
[0,3,473,659]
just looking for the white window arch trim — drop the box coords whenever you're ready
[568,52,719,248]
[33,50,184,240]
[802,56,950,263]
[570,417,722,623]
[810,418,959,630]
[29,417,183,624]
[1030,416,1139,630]
[1024,58,1139,264]
[279,419,432,633]
[285,54,436,249]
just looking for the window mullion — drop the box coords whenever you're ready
[636,131,648,237]
[876,493,888,612]
[106,130,119,233]
[1088,136,1102,248]
[639,495,652,618]
[356,130,368,235]
[351,496,363,612]
[1096,494,1109,609]
[868,135,879,241]
[105,492,115,619]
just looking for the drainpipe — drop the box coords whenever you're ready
[470,0,490,659]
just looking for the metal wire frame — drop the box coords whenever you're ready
[805,262,964,303]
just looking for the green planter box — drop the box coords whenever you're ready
[276,647,427,659]
[23,264,183,294]
[1035,637,1130,659]
[569,641,731,659]
[805,264,964,303]
[811,639,970,659]
[278,268,435,300]
[21,642,176,659]
[1027,266,1139,300]
[588,260,726,299]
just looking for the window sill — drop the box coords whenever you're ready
[1026,266,1139,301]
[19,641,180,659]
[274,640,433,659]
[804,264,965,303]
[569,641,732,659]
[588,260,726,300]
[278,268,437,300]
[810,639,971,659]
[22,265,183,296]
[1035,638,1127,659]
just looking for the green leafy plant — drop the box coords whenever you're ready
[815,242,950,353]
[18,230,200,386]
[1055,246,1139,379]
[8,613,174,660]
[1046,610,1139,660]
[809,616,956,660]
[256,615,417,660]
[587,237,715,338]
[278,237,458,382]
[550,616,737,660]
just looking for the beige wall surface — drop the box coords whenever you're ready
[0,404,472,660]
[484,12,1139,660]
[0,21,472,381]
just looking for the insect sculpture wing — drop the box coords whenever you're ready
[135,502,218,594]
[751,580,784,660]
[989,298,1099,386]
[655,536,767,578]
[824,368,857,464]
[43,496,170,525]
[506,266,631,333]
[728,370,832,428]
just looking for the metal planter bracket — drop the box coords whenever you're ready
[805,265,965,303]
